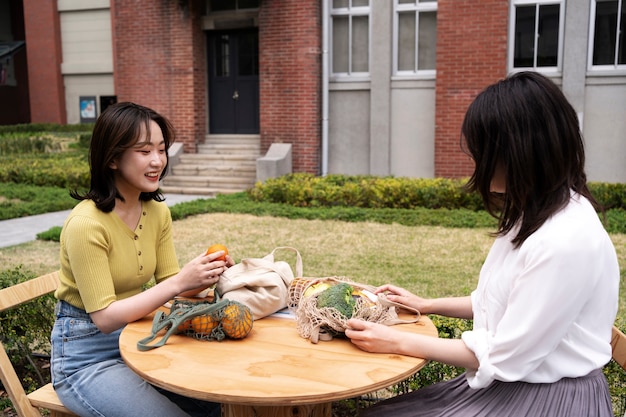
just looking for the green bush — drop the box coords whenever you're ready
[250,174,626,212]
[589,182,626,210]
[0,153,89,189]
[77,132,92,149]
[0,267,55,394]
[0,123,93,134]
[0,133,61,155]
[248,173,485,210]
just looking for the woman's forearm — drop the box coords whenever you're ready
[90,277,183,334]
[426,295,473,319]
[397,333,479,369]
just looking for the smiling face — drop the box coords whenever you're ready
[110,120,167,200]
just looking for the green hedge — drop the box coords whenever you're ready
[249,173,626,211]
[0,133,62,155]
[0,153,89,189]
[0,123,93,134]
[248,174,482,210]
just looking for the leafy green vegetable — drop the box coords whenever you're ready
[316,282,356,319]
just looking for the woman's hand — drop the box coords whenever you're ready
[177,250,229,293]
[376,284,433,314]
[345,319,402,354]
[346,317,479,369]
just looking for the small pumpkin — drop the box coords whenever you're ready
[221,303,254,339]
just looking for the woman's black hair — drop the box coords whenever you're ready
[70,102,175,212]
[462,71,599,247]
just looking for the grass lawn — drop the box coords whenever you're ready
[3,210,625,323]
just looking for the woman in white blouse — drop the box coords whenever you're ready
[346,71,620,416]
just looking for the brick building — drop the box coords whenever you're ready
[2,0,625,183]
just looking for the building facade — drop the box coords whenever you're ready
[3,0,626,182]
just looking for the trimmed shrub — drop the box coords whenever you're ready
[248,173,485,210]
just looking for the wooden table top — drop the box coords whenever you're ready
[119,308,438,406]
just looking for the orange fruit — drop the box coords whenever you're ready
[206,244,228,261]
[221,303,253,339]
[190,314,219,335]
[177,319,193,333]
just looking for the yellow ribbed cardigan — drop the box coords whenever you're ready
[56,199,180,313]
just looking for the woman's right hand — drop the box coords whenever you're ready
[177,250,228,293]
[375,284,433,314]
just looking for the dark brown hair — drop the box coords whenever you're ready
[71,102,175,212]
[462,71,599,247]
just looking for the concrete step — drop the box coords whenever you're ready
[197,143,260,155]
[179,153,258,165]
[171,164,256,177]
[163,134,261,195]
[161,175,256,190]
[204,134,260,146]
[159,185,238,196]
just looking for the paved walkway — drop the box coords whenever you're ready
[0,194,208,249]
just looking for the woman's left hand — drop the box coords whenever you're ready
[345,318,400,354]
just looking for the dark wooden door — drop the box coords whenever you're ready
[207,29,259,134]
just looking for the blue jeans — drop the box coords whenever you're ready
[51,301,220,417]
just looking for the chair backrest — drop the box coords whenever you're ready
[612,325,626,371]
[0,271,60,417]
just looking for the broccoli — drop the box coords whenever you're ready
[316,282,356,319]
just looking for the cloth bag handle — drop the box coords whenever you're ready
[136,296,229,351]
[255,246,303,278]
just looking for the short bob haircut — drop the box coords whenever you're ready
[71,102,175,212]
[462,71,599,248]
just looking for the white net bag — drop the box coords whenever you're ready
[288,276,420,343]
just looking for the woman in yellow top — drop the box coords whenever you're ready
[51,102,229,417]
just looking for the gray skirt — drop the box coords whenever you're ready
[360,369,613,417]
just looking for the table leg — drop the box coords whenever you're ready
[222,403,331,417]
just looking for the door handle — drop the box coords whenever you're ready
[232,90,239,100]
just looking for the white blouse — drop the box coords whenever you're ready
[462,192,620,389]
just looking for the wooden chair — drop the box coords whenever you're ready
[0,271,77,417]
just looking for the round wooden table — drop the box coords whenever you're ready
[119,308,438,417]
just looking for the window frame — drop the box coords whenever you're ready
[329,0,371,81]
[508,0,565,74]
[392,0,437,79]
[588,0,626,73]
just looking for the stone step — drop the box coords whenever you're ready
[179,153,258,165]
[159,185,238,196]
[161,175,256,190]
[171,164,255,175]
[204,134,260,146]
[197,143,260,155]
[164,134,261,194]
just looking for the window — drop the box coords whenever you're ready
[393,0,437,76]
[589,0,625,70]
[509,0,564,71]
[330,0,370,78]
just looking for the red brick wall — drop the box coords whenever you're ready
[434,0,508,178]
[258,0,321,174]
[112,0,206,152]
[22,0,65,123]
